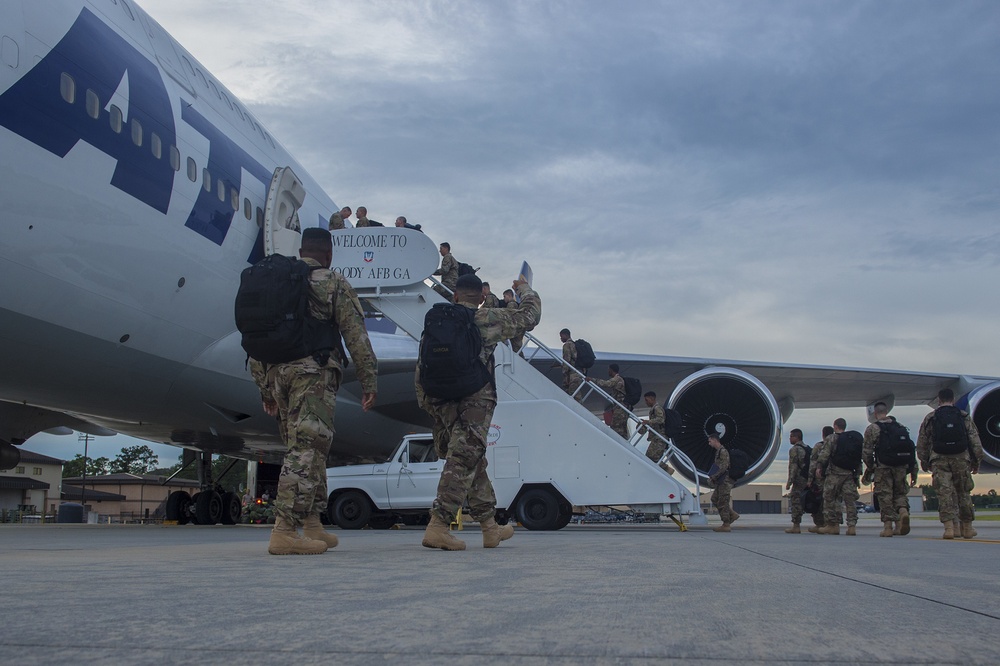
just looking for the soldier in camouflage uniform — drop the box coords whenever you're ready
[587,364,629,440]
[784,429,810,534]
[707,433,736,532]
[503,289,524,352]
[553,328,583,398]
[916,388,984,539]
[354,206,371,227]
[418,274,542,550]
[814,418,859,536]
[432,242,459,299]
[250,228,378,555]
[638,391,674,474]
[328,211,344,230]
[481,282,502,309]
[804,426,833,532]
[862,402,918,537]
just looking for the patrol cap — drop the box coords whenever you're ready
[456,274,483,292]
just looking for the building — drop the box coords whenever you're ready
[700,484,788,515]
[0,449,63,518]
[62,473,201,522]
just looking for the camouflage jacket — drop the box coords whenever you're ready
[434,253,458,288]
[561,339,577,371]
[482,292,502,309]
[808,437,830,479]
[646,403,666,435]
[916,408,984,467]
[592,374,625,402]
[787,442,809,486]
[711,446,730,482]
[457,282,541,364]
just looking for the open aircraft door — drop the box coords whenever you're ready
[263,166,305,257]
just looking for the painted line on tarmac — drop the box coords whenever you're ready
[915,538,1000,544]
[711,538,1000,622]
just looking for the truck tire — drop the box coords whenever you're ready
[516,488,560,531]
[332,491,372,530]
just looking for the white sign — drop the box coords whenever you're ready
[330,227,440,288]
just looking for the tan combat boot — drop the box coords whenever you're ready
[422,514,467,551]
[961,521,977,539]
[730,510,741,524]
[818,524,840,535]
[942,521,955,539]
[784,522,801,534]
[303,514,339,549]
[898,508,910,536]
[481,517,514,548]
[893,521,901,535]
[713,523,731,533]
[808,524,822,534]
[846,525,856,536]
[268,517,328,555]
[880,521,893,537]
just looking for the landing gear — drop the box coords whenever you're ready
[165,490,192,524]
[194,490,223,525]
[220,491,242,525]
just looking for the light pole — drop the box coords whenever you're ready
[78,432,91,511]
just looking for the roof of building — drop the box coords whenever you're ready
[16,449,64,465]
[62,473,200,487]
[0,476,51,490]
[61,486,126,502]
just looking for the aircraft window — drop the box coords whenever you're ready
[109,104,122,133]
[202,168,211,193]
[150,133,162,159]
[186,156,197,182]
[243,198,252,220]
[217,178,226,203]
[169,145,180,171]
[230,186,239,211]
[210,81,221,99]
[256,207,264,228]
[130,118,142,147]
[60,72,75,104]
[85,89,100,119]
[119,0,134,20]
[182,56,195,77]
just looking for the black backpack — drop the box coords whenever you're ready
[801,484,823,514]
[830,431,864,472]
[662,405,683,440]
[457,262,477,277]
[235,254,340,365]
[623,377,642,409]
[932,405,969,455]
[418,303,492,401]
[573,339,596,370]
[796,443,812,479]
[728,448,750,481]
[876,419,916,466]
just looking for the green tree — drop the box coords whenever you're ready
[108,445,159,475]
[62,454,111,478]
[150,453,246,493]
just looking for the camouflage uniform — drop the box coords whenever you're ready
[805,440,827,527]
[328,213,345,230]
[814,433,859,528]
[250,257,378,526]
[417,282,541,524]
[709,446,734,523]
[787,442,810,525]
[638,403,674,473]
[559,339,582,397]
[591,374,628,440]
[863,419,916,523]
[506,299,524,352]
[482,292,502,309]
[355,215,371,227]
[432,253,458,299]
[916,408,984,524]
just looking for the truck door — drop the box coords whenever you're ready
[386,438,440,509]
[263,166,305,257]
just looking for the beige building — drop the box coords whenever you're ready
[62,473,200,522]
[0,449,64,518]
[700,483,788,515]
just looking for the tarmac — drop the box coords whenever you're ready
[2,513,999,665]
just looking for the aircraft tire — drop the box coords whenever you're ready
[166,491,191,525]
[195,490,224,525]
[220,491,241,525]
[332,490,372,530]
[515,488,560,531]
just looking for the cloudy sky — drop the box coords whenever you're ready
[28,1,1000,490]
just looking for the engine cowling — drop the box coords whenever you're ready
[962,381,1000,472]
[667,368,782,485]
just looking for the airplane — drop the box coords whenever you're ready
[1,1,997,513]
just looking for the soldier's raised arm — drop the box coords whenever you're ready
[332,277,378,407]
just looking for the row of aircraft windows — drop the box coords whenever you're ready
[60,72,265,226]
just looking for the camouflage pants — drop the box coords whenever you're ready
[424,391,498,524]
[563,371,583,400]
[789,480,807,523]
[873,466,910,522]
[267,361,340,526]
[822,469,859,527]
[609,407,629,441]
[931,455,975,523]
[646,436,666,464]
[711,478,734,523]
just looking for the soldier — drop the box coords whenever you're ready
[707,433,736,532]
[432,242,458,299]
[355,205,371,227]
[862,402,918,538]
[587,363,629,440]
[638,391,675,474]
[805,426,833,532]
[916,388,985,539]
[250,228,378,555]
[418,274,542,550]
[554,328,582,398]
[339,206,353,226]
[328,211,344,230]
[481,282,502,308]
[814,418,861,536]
[394,215,423,232]
[784,428,810,534]
[503,289,524,353]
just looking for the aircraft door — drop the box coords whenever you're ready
[264,166,305,257]
[387,438,440,509]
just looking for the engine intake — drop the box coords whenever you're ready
[963,381,1000,471]
[667,368,782,485]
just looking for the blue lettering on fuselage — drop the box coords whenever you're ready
[0,8,175,213]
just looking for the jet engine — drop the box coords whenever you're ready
[963,381,1000,473]
[667,368,782,485]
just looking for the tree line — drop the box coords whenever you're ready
[62,445,244,493]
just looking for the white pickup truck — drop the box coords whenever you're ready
[326,399,696,531]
